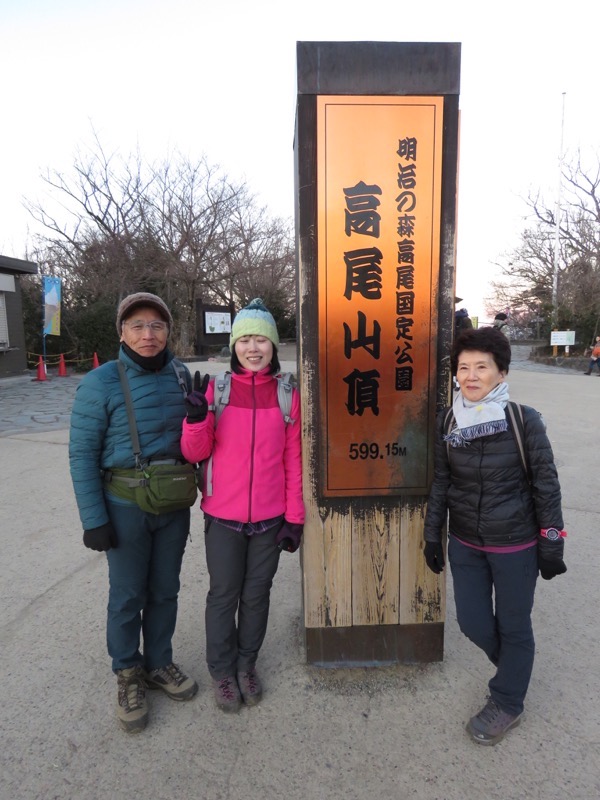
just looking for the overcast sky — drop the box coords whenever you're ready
[1,0,597,321]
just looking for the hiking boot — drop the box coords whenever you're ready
[212,676,242,713]
[466,697,522,745]
[237,667,263,707]
[116,666,148,733]
[145,662,198,701]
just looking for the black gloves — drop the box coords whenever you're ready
[423,537,567,579]
[83,522,118,551]
[276,521,304,553]
[424,541,445,574]
[185,372,210,424]
[537,536,567,580]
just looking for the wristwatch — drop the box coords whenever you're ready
[540,528,567,541]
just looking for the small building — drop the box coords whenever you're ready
[0,255,38,377]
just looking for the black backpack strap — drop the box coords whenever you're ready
[444,408,454,460]
[505,401,531,484]
[444,402,531,482]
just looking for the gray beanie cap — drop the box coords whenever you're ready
[116,292,173,335]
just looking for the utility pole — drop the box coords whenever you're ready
[551,92,566,328]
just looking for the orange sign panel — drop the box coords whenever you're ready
[317,96,444,496]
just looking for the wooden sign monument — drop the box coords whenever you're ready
[294,41,461,664]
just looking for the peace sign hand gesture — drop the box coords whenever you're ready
[185,372,210,423]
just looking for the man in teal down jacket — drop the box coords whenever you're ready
[69,292,198,733]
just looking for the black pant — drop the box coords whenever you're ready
[587,358,600,374]
[449,535,538,715]
[204,518,281,679]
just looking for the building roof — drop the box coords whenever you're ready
[0,255,38,275]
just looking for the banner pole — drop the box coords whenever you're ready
[41,277,47,369]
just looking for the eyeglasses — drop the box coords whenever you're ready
[124,321,169,333]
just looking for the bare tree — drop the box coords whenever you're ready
[23,134,297,355]
[137,155,252,352]
[25,131,153,297]
[489,151,600,343]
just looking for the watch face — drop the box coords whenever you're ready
[545,528,560,541]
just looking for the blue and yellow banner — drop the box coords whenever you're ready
[43,276,61,336]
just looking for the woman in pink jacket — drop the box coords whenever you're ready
[181,299,304,713]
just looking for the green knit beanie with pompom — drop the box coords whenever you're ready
[229,298,279,348]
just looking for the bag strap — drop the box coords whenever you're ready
[117,361,145,469]
[505,401,531,484]
[444,401,531,483]
[203,371,296,497]
[203,372,230,496]
[171,359,191,397]
[208,371,231,424]
[444,408,454,461]
[276,372,296,424]
[209,371,296,424]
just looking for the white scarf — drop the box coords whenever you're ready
[445,381,510,447]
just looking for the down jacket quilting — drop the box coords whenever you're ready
[423,403,563,547]
[69,348,190,530]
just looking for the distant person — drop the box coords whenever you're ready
[583,335,600,375]
[492,312,508,331]
[423,327,567,745]
[454,307,473,338]
[180,298,304,713]
[69,292,198,734]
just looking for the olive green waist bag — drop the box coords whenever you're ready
[104,361,198,515]
[104,462,198,515]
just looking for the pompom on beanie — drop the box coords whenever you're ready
[230,298,279,348]
[116,292,173,335]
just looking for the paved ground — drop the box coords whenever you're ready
[1,345,598,799]
[0,341,299,437]
[0,343,584,438]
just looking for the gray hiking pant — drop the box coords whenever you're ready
[204,517,281,679]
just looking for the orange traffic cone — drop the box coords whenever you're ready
[57,353,67,377]
[33,356,48,382]
[92,352,100,369]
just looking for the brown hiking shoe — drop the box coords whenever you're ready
[116,666,148,733]
[145,662,198,701]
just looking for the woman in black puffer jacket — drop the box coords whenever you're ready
[423,327,567,746]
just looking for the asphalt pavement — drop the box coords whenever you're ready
[0,345,598,800]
